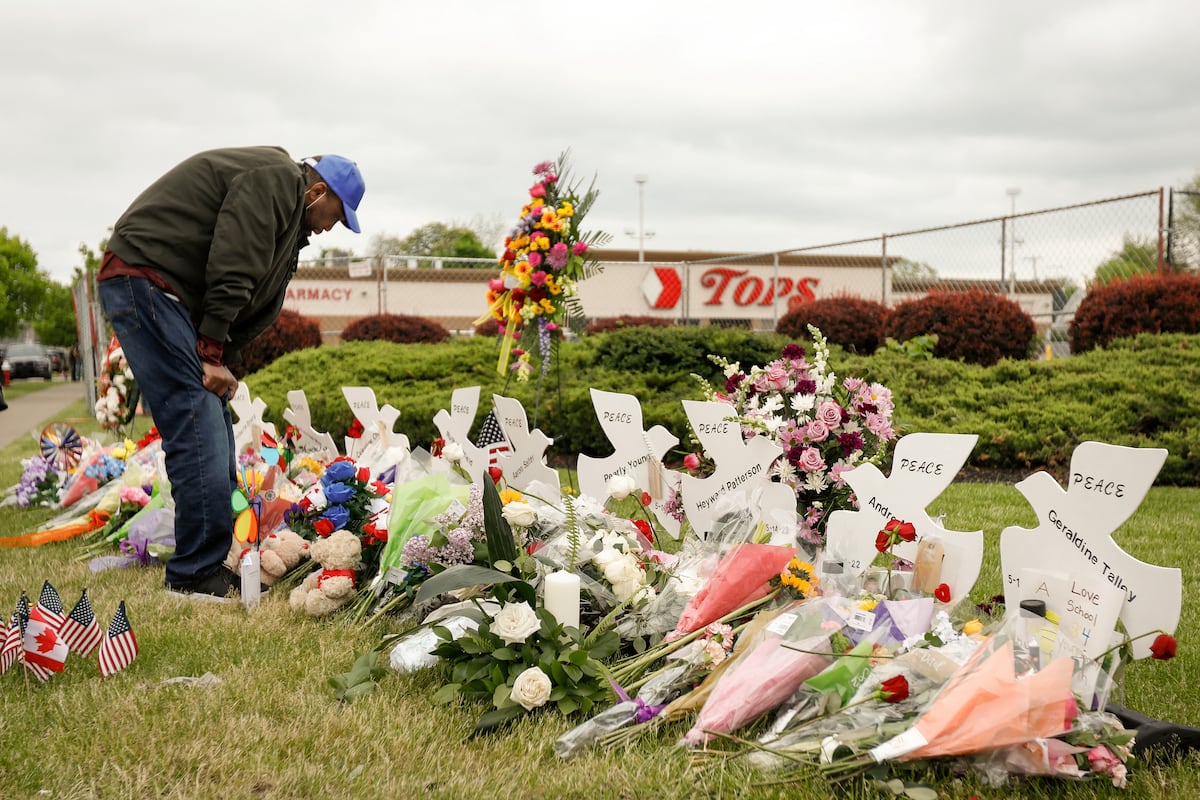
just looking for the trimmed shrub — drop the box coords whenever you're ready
[342,313,450,344]
[886,289,1036,366]
[776,295,890,354]
[1069,273,1200,353]
[473,318,501,338]
[235,309,323,378]
[588,325,791,375]
[584,315,673,336]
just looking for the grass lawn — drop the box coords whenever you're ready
[1,399,1198,799]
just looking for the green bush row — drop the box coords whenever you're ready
[244,328,1200,485]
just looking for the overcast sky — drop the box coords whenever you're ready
[3,1,1198,285]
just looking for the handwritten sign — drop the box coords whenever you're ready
[490,394,560,494]
[999,441,1179,659]
[824,433,982,602]
[577,389,680,535]
[282,389,338,463]
[678,399,783,539]
[341,386,401,462]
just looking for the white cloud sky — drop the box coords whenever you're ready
[2,0,1198,284]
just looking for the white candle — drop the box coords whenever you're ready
[543,570,581,631]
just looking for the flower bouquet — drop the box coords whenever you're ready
[478,153,610,380]
[429,581,621,734]
[693,326,897,545]
[95,336,139,436]
[15,454,62,508]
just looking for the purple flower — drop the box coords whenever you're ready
[724,373,745,394]
[837,431,865,456]
[795,378,817,395]
[781,344,806,360]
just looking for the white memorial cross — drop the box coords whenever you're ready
[230,382,278,458]
[999,441,1180,660]
[491,394,560,494]
[577,389,680,535]
[432,386,488,483]
[341,386,402,462]
[678,399,786,541]
[824,433,982,602]
[282,389,339,463]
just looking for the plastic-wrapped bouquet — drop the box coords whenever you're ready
[694,325,897,544]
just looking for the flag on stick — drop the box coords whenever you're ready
[98,601,139,677]
[475,410,511,468]
[23,605,68,680]
[0,614,21,675]
[36,580,67,630]
[59,589,104,657]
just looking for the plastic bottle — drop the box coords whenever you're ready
[241,548,261,610]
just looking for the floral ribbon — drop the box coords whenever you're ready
[119,535,154,566]
[607,678,666,724]
[317,568,358,590]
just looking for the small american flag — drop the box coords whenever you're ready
[475,410,511,467]
[59,589,104,657]
[36,580,67,630]
[98,601,139,677]
[0,613,22,675]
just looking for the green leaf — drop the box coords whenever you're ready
[481,475,519,565]
[413,563,521,606]
[563,663,583,683]
[431,683,462,705]
[472,705,524,736]
[493,559,512,574]
[902,787,939,800]
[556,697,580,715]
[491,647,517,661]
[566,648,589,666]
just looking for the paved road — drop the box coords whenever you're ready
[0,380,89,450]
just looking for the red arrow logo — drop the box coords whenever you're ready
[641,267,682,309]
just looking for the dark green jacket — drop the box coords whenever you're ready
[107,146,309,362]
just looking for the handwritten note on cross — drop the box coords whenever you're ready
[230,382,277,458]
[282,390,338,463]
[432,386,488,483]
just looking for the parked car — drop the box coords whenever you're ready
[5,343,53,380]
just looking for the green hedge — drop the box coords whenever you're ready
[244,329,1200,485]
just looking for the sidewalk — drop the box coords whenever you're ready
[0,380,88,450]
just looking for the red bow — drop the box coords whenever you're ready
[317,568,357,590]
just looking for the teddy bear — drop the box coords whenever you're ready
[288,529,363,616]
[225,527,312,588]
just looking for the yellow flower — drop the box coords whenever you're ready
[558,202,574,217]
[513,261,532,281]
[539,299,555,314]
[962,619,984,636]
[857,598,880,612]
[539,209,558,228]
[499,488,523,504]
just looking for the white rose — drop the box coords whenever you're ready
[113,374,126,390]
[441,441,464,464]
[610,579,641,603]
[603,553,644,590]
[606,474,637,501]
[591,547,620,570]
[509,666,552,710]
[501,500,537,528]
[123,367,134,380]
[491,601,541,645]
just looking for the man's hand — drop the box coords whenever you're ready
[202,362,238,402]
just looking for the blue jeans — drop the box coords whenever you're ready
[98,276,236,587]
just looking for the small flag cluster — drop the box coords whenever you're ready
[1,581,138,681]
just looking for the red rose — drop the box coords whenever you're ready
[879,675,909,703]
[299,497,312,510]
[526,540,544,556]
[875,531,891,553]
[357,467,370,483]
[885,518,916,542]
[1151,633,1177,661]
[488,466,503,484]
[347,419,365,439]
[640,492,652,507]
[934,583,951,603]
[632,519,654,542]
[314,518,334,537]
[431,437,445,457]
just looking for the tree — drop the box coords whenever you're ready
[892,258,938,281]
[398,222,495,260]
[33,279,80,346]
[0,227,49,338]
[1171,174,1200,270]
[1091,236,1157,287]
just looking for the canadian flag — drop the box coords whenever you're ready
[23,605,68,677]
[640,267,682,309]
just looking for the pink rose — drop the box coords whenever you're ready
[805,419,830,442]
[529,183,546,198]
[488,278,504,292]
[755,365,789,392]
[798,447,826,473]
[528,252,543,269]
[547,242,569,270]
[817,401,843,427]
[683,453,700,471]
[530,270,547,286]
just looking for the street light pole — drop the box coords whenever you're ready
[635,175,647,262]
[1006,187,1021,293]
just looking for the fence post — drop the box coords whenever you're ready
[1157,187,1166,274]
[1000,217,1008,294]
[881,234,889,305]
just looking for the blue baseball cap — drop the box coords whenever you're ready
[303,155,364,233]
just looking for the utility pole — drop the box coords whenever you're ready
[624,174,654,261]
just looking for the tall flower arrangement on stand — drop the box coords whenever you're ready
[479,153,610,380]
[694,326,898,545]
[95,337,139,437]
